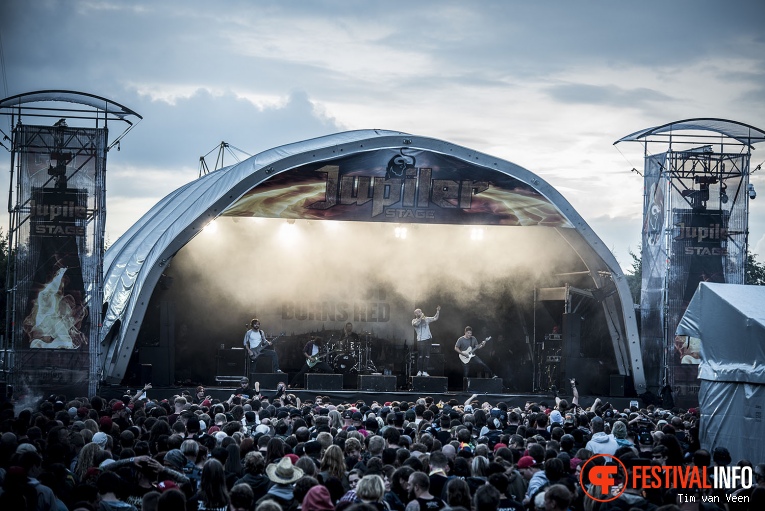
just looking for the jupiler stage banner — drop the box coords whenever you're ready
[224,149,571,227]
[641,150,747,401]
[10,124,106,396]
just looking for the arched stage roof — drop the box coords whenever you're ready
[615,118,765,148]
[100,130,646,391]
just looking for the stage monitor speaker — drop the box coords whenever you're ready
[250,373,284,390]
[217,349,246,377]
[464,377,503,394]
[306,373,343,391]
[359,375,396,392]
[610,375,626,397]
[412,376,447,393]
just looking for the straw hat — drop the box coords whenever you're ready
[265,457,304,484]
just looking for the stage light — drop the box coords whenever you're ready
[748,183,757,200]
[394,226,408,239]
[278,221,299,244]
[470,227,484,241]
[204,220,218,234]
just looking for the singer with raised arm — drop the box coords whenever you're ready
[412,305,440,377]
[455,326,498,379]
[289,335,334,388]
[243,319,283,374]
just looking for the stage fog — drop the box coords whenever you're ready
[132,217,618,391]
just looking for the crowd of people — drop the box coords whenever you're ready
[0,377,763,511]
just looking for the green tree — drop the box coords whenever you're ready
[746,251,765,285]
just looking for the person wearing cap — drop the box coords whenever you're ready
[234,377,258,398]
[412,305,441,377]
[257,457,304,509]
[244,318,283,374]
[518,456,547,507]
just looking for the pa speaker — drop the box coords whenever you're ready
[306,373,343,391]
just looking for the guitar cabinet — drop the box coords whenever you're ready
[216,348,246,382]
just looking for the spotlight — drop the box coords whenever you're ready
[720,182,728,204]
[748,183,756,200]
[204,220,218,234]
[394,227,408,239]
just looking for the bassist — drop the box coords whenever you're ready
[289,335,334,388]
[454,326,498,379]
[244,319,283,374]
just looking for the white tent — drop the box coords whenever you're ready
[676,282,765,464]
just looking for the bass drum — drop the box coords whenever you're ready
[333,354,357,374]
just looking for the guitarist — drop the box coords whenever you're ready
[454,326,498,379]
[244,319,283,374]
[289,335,334,388]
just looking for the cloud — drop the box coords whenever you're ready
[545,83,673,108]
[119,88,343,168]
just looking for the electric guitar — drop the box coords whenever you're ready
[306,351,336,368]
[249,331,286,360]
[459,336,492,364]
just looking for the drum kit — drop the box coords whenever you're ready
[325,332,377,374]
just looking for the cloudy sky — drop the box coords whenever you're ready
[1,0,764,269]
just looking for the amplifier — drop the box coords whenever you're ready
[306,373,343,391]
[412,376,447,393]
[216,348,246,378]
[359,374,396,392]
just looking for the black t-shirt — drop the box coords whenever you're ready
[234,385,255,397]
[415,496,445,510]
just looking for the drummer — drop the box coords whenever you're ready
[339,322,360,351]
